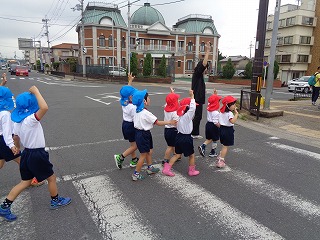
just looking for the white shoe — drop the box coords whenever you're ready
[191,135,203,139]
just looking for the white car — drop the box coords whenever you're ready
[109,66,127,76]
[1,65,6,70]
[288,76,312,93]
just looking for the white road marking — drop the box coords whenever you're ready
[0,192,36,239]
[266,142,320,160]
[73,175,160,240]
[154,168,283,239]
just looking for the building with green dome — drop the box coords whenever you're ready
[76,2,220,77]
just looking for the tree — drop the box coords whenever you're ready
[158,54,167,77]
[143,53,152,76]
[217,50,226,74]
[52,62,60,71]
[244,61,253,79]
[67,57,77,72]
[222,58,235,79]
[130,52,138,76]
[265,60,280,80]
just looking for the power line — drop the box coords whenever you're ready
[0,16,74,26]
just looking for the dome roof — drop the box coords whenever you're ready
[131,3,165,26]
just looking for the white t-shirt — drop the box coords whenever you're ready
[219,112,234,127]
[122,103,136,122]
[207,110,220,124]
[177,99,196,134]
[164,110,179,128]
[13,114,45,149]
[134,109,157,131]
[0,111,15,148]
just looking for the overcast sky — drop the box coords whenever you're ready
[0,0,296,60]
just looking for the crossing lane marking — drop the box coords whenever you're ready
[73,175,160,240]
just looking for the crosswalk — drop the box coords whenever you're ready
[1,136,320,239]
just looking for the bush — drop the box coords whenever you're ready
[52,62,60,71]
[244,61,253,79]
[143,53,152,76]
[158,54,167,77]
[222,58,235,79]
[130,52,138,76]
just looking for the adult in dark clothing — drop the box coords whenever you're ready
[191,42,210,139]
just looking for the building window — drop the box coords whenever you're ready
[267,21,272,29]
[200,42,205,52]
[297,55,308,62]
[99,35,105,47]
[186,60,193,70]
[121,37,125,48]
[302,17,313,25]
[85,57,91,65]
[281,55,291,63]
[187,42,193,52]
[167,40,172,50]
[283,36,293,45]
[279,19,285,27]
[265,39,270,47]
[150,39,154,50]
[177,61,181,68]
[178,41,184,51]
[300,36,311,44]
[158,40,162,50]
[140,38,145,48]
[121,58,126,67]
[277,37,283,45]
[109,57,114,66]
[109,35,114,47]
[275,55,281,62]
[100,57,106,65]
[286,17,295,26]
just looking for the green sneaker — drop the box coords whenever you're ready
[132,173,145,181]
[130,157,139,168]
[146,166,160,175]
[114,154,124,169]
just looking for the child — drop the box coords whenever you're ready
[131,89,177,181]
[198,90,222,158]
[114,73,139,169]
[216,95,238,168]
[0,86,21,169]
[162,90,200,177]
[0,86,71,221]
[162,87,180,165]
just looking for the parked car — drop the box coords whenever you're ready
[10,64,19,75]
[109,66,127,76]
[1,65,6,70]
[288,76,311,93]
[15,66,29,77]
[287,78,299,85]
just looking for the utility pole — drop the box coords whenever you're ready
[42,17,50,64]
[249,41,254,59]
[251,0,269,108]
[81,0,86,77]
[264,0,281,109]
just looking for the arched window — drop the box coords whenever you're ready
[188,42,193,52]
[200,42,205,52]
[99,35,105,47]
[109,35,114,47]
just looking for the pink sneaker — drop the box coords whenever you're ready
[162,163,175,177]
[216,158,226,168]
[188,165,200,176]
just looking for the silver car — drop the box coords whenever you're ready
[288,76,312,93]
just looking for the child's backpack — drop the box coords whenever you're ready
[308,73,317,86]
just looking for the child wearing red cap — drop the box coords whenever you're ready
[162,87,180,165]
[198,89,222,158]
[216,95,239,168]
[162,90,200,177]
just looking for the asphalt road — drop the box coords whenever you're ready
[1,71,320,240]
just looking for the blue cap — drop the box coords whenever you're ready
[119,86,137,106]
[0,87,14,111]
[11,92,39,123]
[132,89,147,113]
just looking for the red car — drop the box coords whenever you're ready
[15,66,29,77]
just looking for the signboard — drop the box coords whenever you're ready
[18,38,34,50]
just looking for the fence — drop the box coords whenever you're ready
[293,89,312,100]
[240,88,262,120]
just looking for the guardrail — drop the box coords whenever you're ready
[293,89,312,100]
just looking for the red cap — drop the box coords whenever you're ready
[207,94,222,112]
[220,96,237,113]
[179,97,199,106]
[164,93,180,112]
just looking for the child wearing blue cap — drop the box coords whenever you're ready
[132,89,177,181]
[114,73,139,169]
[0,86,21,170]
[0,86,71,222]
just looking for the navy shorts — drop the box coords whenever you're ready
[174,133,194,157]
[164,128,178,147]
[135,129,153,153]
[0,135,21,162]
[205,122,220,141]
[220,126,235,146]
[122,121,136,142]
[20,148,54,182]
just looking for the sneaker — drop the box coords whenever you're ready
[146,166,160,175]
[0,206,17,221]
[130,158,138,168]
[198,145,205,157]
[216,159,226,168]
[312,102,316,106]
[50,196,72,210]
[208,150,218,158]
[114,154,124,169]
[191,135,203,139]
[132,173,145,181]
[162,160,169,166]
[31,177,45,187]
